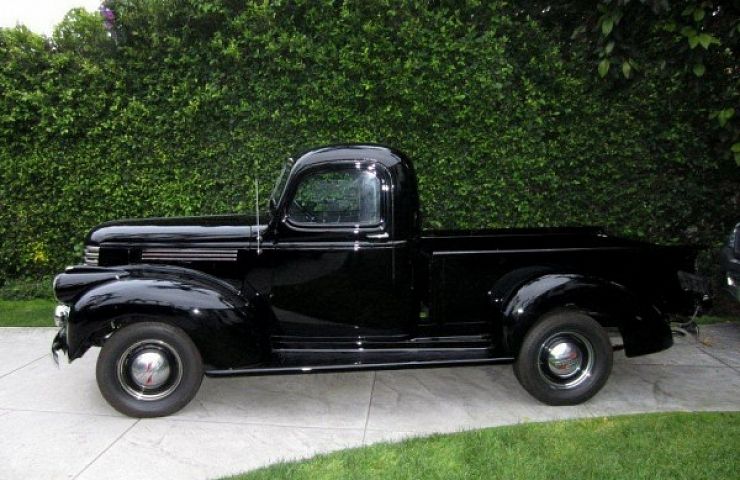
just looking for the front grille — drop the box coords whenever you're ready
[84,245,100,266]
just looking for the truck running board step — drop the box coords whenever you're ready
[205,349,513,377]
[270,334,492,351]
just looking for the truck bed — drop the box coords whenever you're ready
[416,226,696,334]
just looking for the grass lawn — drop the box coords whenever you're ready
[0,299,56,327]
[696,315,739,325]
[223,412,739,480]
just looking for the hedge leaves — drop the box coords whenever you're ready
[0,0,737,280]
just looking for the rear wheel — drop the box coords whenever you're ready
[513,311,612,405]
[96,322,203,417]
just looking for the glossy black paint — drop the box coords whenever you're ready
[422,230,697,356]
[263,146,418,337]
[497,273,671,357]
[88,214,256,245]
[57,264,269,368]
[54,266,130,304]
[52,144,702,373]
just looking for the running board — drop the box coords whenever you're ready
[205,349,514,377]
[271,334,492,351]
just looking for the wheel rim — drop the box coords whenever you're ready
[116,340,183,401]
[537,331,595,389]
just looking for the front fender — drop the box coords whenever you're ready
[58,265,270,368]
[498,273,672,358]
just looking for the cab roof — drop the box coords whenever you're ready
[291,144,412,173]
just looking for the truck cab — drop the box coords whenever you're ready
[52,144,706,418]
[261,145,419,339]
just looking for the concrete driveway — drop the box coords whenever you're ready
[0,324,738,480]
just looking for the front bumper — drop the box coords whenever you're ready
[51,305,70,365]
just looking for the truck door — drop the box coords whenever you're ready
[269,160,412,338]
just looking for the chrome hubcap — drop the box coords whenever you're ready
[537,332,594,389]
[117,340,182,401]
[129,350,171,389]
[546,341,583,378]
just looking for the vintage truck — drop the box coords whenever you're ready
[52,144,707,417]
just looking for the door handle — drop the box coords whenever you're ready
[367,232,389,239]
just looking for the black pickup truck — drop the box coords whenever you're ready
[52,144,706,417]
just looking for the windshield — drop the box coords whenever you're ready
[269,157,293,209]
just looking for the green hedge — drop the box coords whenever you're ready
[1,0,738,282]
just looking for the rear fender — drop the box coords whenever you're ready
[59,265,271,368]
[496,273,672,358]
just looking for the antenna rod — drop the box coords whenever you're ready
[255,177,261,255]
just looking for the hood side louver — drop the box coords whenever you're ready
[141,248,238,262]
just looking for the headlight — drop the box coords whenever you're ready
[53,305,70,328]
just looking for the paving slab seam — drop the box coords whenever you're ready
[0,353,50,380]
[618,360,731,367]
[71,419,140,480]
[0,406,124,418]
[696,346,740,373]
[361,372,377,445]
[162,416,370,431]
[364,429,423,436]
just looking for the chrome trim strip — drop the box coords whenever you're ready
[141,258,237,262]
[141,254,238,258]
[143,248,238,253]
[141,253,238,257]
[84,246,100,266]
[431,246,635,256]
[273,347,491,353]
[104,242,248,248]
[141,247,238,262]
[205,357,516,377]
[268,240,407,251]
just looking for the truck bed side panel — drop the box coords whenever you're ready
[421,230,696,333]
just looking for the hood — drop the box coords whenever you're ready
[87,214,266,245]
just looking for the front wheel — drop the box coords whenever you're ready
[514,311,613,405]
[96,322,204,417]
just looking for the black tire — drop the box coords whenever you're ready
[513,311,613,406]
[96,322,204,417]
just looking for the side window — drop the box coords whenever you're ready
[288,168,381,225]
